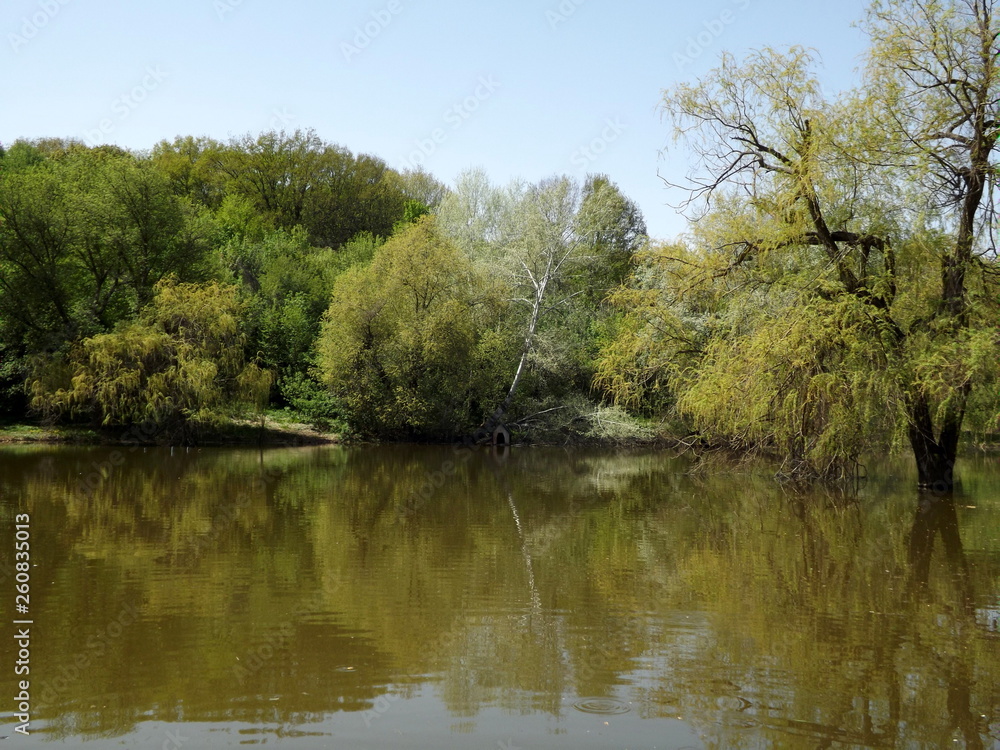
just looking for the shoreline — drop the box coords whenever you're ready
[0,419,340,447]
[0,419,678,450]
[3,421,996,461]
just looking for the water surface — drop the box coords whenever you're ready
[1,445,998,748]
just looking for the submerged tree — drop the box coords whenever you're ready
[864,0,1000,484]
[600,1,1000,486]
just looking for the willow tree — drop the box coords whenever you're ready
[31,278,272,439]
[601,0,1000,487]
[864,0,1000,485]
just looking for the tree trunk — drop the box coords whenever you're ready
[478,276,547,437]
[906,389,966,491]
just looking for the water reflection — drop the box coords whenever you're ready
[0,445,997,748]
[908,492,973,605]
[906,492,985,750]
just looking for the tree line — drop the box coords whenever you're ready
[0,132,647,444]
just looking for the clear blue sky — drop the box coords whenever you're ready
[3,0,871,241]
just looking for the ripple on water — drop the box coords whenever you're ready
[572,697,632,715]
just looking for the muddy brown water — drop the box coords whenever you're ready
[1,444,998,748]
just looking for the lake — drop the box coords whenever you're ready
[1,444,999,748]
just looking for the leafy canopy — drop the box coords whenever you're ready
[31,278,271,436]
[315,216,507,438]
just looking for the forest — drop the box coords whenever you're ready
[0,130,648,444]
[2,0,1000,488]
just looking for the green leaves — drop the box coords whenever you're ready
[210,129,409,248]
[0,148,214,353]
[30,278,272,436]
[315,216,503,438]
[600,3,1000,482]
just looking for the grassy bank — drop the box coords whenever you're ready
[0,416,339,447]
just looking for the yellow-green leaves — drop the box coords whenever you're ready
[315,216,504,438]
[616,3,1000,483]
[677,295,906,471]
[31,278,272,436]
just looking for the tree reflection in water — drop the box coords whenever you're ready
[0,445,997,748]
[907,491,983,750]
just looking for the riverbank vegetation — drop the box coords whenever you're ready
[600,0,1000,487]
[0,131,650,446]
[2,0,999,484]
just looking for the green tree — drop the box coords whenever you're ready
[863,0,1000,484]
[595,241,710,419]
[0,139,45,172]
[211,129,408,247]
[575,174,647,301]
[100,156,218,310]
[315,216,505,438]
[601,7,1000,486]
[440,171,647,432]
[216,221,386,426]
[30,277,271,438]
[223,227,330,373]
[0,148,215,350]
[395,167,448,208]
[150,135,226,207]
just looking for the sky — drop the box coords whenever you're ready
[3,0,872,241]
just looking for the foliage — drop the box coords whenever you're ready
[277,370,345,433]
[150,135,226,207]
[600,14,1000,482]
[0,140,45,172]
[0,129,653,444]
[30,278,272,437]
[210,129,409,248]
[0,146,216,349]
[395,167,449,208]
[315,216,508,438]
[438,170,648,431]
[319,231,383,284]
[595,242,719,416]
[677,295,906,475]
